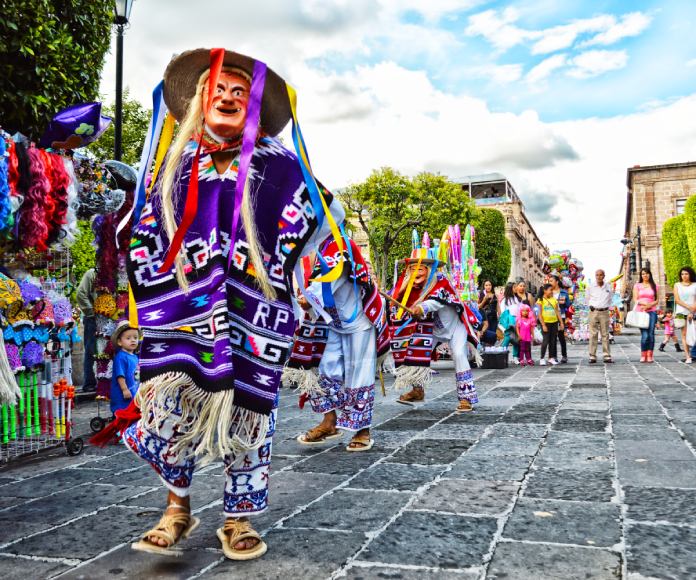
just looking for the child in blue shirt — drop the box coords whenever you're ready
[110,321,140,415]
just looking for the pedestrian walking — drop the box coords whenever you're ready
[478,280,499,331]
[537,283,563,365]
[658,310,681,352]
[587,269,613,363]
[122,48,345,561]
[549,274,571,363]
[500,279,534,364]
[293,236,389,451]
[633,268,659,363]
[673,266,696,363]
[516,304,536,366]
[76,267,97,392]
[110,321,140,415]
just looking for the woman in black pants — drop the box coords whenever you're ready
[549,275,570,363]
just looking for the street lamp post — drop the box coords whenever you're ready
[113,0,134,161]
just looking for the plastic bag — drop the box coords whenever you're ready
[687,320,696,346]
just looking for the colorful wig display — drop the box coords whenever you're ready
[0,137,12,232]
[20,147,50,251]
[93,214,119,292]
[45,151,70,243]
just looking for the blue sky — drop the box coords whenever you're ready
[307,0,696,121]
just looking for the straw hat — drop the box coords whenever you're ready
[163,48,292,136]
[111,320,138,348]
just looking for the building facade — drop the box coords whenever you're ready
[458,173,549,292]
[621,162,696,304]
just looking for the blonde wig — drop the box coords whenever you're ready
[156,68,276,300]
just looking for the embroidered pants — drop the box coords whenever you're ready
[310,326,376,431]
[123,392,277,517]
[447,323,479,404]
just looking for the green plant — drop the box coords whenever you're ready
[68,219,96,302]
[471,208,512,286]
[663,214,692,285]
[0,0,113,138]
[683,196,696,267]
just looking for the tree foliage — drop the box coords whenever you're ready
[472,208,512,287]
[88,90,150,166]
[0,0,113,138]
[662,214,690,285]
[340,167,509,288]
[69,220,96,302]
[683,196,696,268]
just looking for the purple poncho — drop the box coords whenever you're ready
[127,137,342,456]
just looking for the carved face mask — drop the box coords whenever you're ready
[202,71,251,140]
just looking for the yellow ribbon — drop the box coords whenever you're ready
[148,113,176,195]
[286,83,344,283]
[397,255,424,319]
[128,284,138,329]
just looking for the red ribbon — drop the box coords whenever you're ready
[158,48,225,275]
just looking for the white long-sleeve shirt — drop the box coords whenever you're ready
[587,283,613,309]
[420,298,462,341]
[304,268,371,334]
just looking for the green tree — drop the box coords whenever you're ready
[662,214,690,285]
[88,90,150,166]
[0,0,113,138]
[340,167,423,286]
[69,220,96,302]
[472,208,512,286]
[683,196,696,267]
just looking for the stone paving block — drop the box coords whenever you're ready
[59,546,221,579]
[0,483,154,530]
[358,511,497,568]
[371,430,420,449]
[503,498,621,547]
[448,455,532,481]
[84,451,144,472]
[0,468,107,498]
[417,423,487,440]
[413,478,519,515]
[617,458,696,487]
[486,541,622,579]
[614,440,694,461]
[272,435,342,456]
[284,489,410,532]
[399,409,453,422]
[291,447,386,476]
[544,431,611,448]
[93,466,162,487]
[611,413,669,427]
[485,424,548,438]
[561,401,610,411]
[198,528,366,579]
[552,418,607,432]
[0,555,70,579]
[343,565,478,579]
[500,413,554,424]
[443,412,503,425]
[535,450,614,470]
[349,463,441,491]
[377,416,440,431]
[626,523,696,580]
[524,467,615,502]
[624,486,696,525]
[5,506,153,559]
[386,439,471,466]
[468,437,541,457]
[612,424,683,441]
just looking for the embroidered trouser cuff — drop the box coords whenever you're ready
[123,394,277,517]
[456,370,479,404]
[310,376,375,431]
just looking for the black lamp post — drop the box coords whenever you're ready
[621,225,644,273]
[114,0,134,161]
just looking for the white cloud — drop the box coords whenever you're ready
[582,12,652,47]
[380,0,485,22]
[526,54,568,83]
[687,58,696,67]
[466,8,652,56]
[567,50,628,79]
[469,63,525,84]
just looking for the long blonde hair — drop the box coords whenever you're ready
[157,69,276,300]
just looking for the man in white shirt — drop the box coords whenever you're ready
[587,269,614,363]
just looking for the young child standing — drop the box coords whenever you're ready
[658,310,682,352]
[537,283,564,366]
[110,321,140,416]
[516,304,536,366]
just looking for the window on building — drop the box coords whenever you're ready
[676,198,688,215]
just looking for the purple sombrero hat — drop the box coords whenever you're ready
[39,102,112,150]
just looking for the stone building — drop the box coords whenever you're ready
[621,162,696,304]
[457,173,549,292]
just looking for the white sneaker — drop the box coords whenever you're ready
[513,357,520,365]
[548,358,559,365]
[539,359,547,366]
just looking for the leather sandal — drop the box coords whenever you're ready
[217,518,267,561]
[131,504,200,557]
[456,400,473,413]
[397,387,425,405]
[346,433,374,452]
[297,424,342,445]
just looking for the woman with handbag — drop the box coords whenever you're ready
[674,266,696,363]
[633,268,659,363]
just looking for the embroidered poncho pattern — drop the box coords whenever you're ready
[127,137,339,458]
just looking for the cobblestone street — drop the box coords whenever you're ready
[1,330,696,579]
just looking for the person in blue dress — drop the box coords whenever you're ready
[110,321,140,415]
